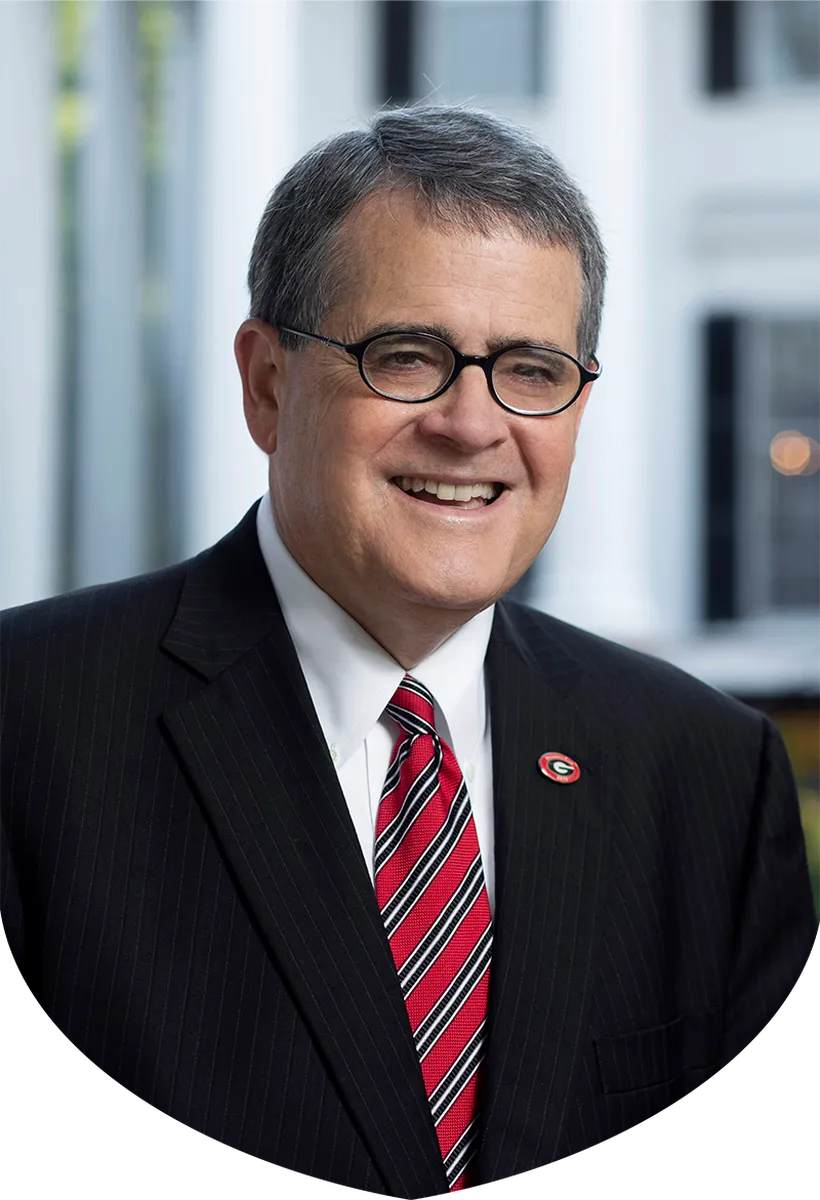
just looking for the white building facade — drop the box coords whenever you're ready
[2,0,819,703]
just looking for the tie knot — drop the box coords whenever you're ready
[387,674,437,738]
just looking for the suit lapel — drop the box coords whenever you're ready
[475,603,613,1183]
[161,508,448,1198]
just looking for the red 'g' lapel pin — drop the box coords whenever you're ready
[538,752,581,784]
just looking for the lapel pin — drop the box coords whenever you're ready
[538,752,581,784]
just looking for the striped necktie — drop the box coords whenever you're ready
[375,674,492,1190]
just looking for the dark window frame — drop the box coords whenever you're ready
[704,1,739,95]
[703,315,739,621]
[381,0,416,105]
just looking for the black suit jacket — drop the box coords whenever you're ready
[1,505,815,1196]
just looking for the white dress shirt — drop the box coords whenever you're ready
[256,493,496,912]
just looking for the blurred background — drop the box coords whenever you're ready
[1,0,818,908]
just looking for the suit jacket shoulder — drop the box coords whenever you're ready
[1,560,186,688]
[498,596,764,731]
[0,502,275,694]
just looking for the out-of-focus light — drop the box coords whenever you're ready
[769,430,820,476]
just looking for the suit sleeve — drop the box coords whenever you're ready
[719,715,817,1067]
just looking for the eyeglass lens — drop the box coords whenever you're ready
[361,333,581,412]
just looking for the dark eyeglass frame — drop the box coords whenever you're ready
[279,326,601,416]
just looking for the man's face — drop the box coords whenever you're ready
[243,193,593,631]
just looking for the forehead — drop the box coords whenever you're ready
[327,191,583,354]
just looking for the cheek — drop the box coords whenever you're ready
[277,407,378,525]
[276,384,335,482]
[335,403,420,485]
[524,427,578,498]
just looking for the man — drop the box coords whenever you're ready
[1,107,815,1196]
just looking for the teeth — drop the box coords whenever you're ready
[395,477,499,501]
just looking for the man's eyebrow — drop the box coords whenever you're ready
[351,321,570,355]
[484,331,568,354]
[351,321,459,343]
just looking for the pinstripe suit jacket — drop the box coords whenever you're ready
[1,504,816,1196]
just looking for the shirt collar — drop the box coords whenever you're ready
[256,493,494,766]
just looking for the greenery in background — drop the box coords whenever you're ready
[54,0,87,592]
[54,0,179,264]
[137,1,176,173]
[55,0,88,152]
[55,0,175,157]
[774,710,820,919]
[803,797,820,918]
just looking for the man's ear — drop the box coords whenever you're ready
[235,319,286,454]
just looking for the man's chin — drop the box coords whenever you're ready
[395,573,510,618]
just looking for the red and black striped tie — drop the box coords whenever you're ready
[375,675,492,1190]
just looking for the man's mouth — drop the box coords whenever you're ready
[392,476,503,508]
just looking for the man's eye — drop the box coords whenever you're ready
[511,364,556,382]
[379,351,430,368]
[365,333,451,373]
[497,363,559,387]
[497,352,572,388]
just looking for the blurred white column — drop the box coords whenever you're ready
[74,0,145,587]
[0,1,59,608]
[531,0,664,642]
[185,1,300,555]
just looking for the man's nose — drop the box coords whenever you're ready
[415,363,509,452]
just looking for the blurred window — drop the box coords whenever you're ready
[705,1,820,94]
[380,1,546,105]
[740,318,820,613]
[703,315,820,620]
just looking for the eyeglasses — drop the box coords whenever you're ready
[279,326,601,416]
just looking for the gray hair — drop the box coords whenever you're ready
[248,106,606,362]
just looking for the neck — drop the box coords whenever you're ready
[333,592,479,670]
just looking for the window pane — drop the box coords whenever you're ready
[739,316,820,615]
[770,320,820,422]
[746,1,820,87]
[413,1,544,102]
[768,319,820,608]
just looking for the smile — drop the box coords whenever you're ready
[393,476,502,508]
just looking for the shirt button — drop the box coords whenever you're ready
[330,744,339,764]
[465,762,476,781]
